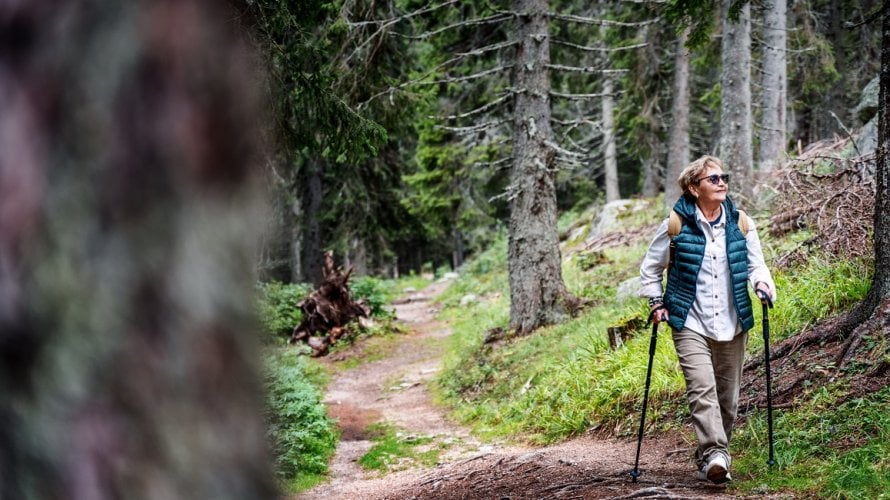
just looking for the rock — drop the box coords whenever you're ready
[855,115,878,157]
[615,276,641,303]
[439,271,460,282]
[854,76,879,124]
[403,286,417,293]
[459,294,478,306]
[586,199,651,242]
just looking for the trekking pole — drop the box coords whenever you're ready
[757,290,776,467]
[630,309,662,482]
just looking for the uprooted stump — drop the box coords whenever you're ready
[290,252,371,357]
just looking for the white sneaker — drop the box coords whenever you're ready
[699,455,730,484]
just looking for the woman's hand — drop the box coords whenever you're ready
[755,282,774,305]
[649,303,669,324]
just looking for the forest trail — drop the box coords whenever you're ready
[298,282,751,499]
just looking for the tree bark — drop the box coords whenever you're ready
[508,0,573,334]
[665,27,691,210]
[0,1,276,497]
[758,0,787,171]
[602,77,619,202]
[719,0,754,201]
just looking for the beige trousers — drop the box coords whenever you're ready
[671,328,747,468]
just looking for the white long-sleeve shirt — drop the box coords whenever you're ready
[639,206,776,341]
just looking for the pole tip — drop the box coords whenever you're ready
[629,469,641,482]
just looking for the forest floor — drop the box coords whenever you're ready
[297,281,773,499]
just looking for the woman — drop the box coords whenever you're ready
[639,155,775,484]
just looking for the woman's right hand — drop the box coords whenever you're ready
[650,304,669,324]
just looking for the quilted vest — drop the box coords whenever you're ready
[663,194,754,333]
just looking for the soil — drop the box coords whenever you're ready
[297,281,776,500]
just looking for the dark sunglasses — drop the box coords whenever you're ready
[695,174,730,185]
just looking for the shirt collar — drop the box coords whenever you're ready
[695,204,724,227]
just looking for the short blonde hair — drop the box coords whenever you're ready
[678,155,723,193]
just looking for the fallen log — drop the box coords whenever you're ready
[290,251,371,356]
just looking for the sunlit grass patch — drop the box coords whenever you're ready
[358,423,441,472]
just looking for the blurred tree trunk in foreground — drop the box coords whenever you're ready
[0,1,276,498]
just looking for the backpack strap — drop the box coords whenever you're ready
[737,210,750,234]
[668,208,750,238]
[667,210,682,238]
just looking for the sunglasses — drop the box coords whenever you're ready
[695,174,730,185]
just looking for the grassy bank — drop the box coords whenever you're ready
[434,198,884,496]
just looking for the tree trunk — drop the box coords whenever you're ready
[0,1,276,497]
[870,0,890,302]
[758,0,788,171]
[665,27,691,210]
[301,159,325,285]
[641,157,661,198]
[452,227,465,269]
[508,0,573,334]
[290,193,304,283]
[719,0,754,201]
[602,77,619,202]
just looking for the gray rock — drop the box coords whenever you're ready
[615,277,641,304]
[854,76,879,124]
[459,294,478,306]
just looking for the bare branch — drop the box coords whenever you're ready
[551,39,649,53]
[417,65,513,86]
[436,120,509,135]
[438,92,515,121]
[545,140,588,158]
[472,157,512,169]
[345,0,458,27]
[549,13,659,28]
[550,90,621,100]
[358,40,518,108]
[545,64,628,74]
[400,12,514,40]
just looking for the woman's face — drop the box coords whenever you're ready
[689,166,728,205]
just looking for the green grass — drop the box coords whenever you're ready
[732,385,890,498]
[358,423,442,472]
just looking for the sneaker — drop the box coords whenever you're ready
[700,455,731,485]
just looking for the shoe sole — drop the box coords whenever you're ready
[707,464,729,484]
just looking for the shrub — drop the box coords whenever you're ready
[257,281,312,339]
[350,276,396,319]
[264,349,337,487]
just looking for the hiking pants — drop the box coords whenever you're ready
[671,328,748,468]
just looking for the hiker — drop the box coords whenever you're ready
[639,155,776,484]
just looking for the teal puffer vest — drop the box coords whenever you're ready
[664,194,754,333]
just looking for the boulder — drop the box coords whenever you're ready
[854,76,879,124]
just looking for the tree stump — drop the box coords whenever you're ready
[607,315,644,350]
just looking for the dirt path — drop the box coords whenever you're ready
[299,282,753,499]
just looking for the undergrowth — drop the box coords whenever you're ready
[263,348,337,493]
